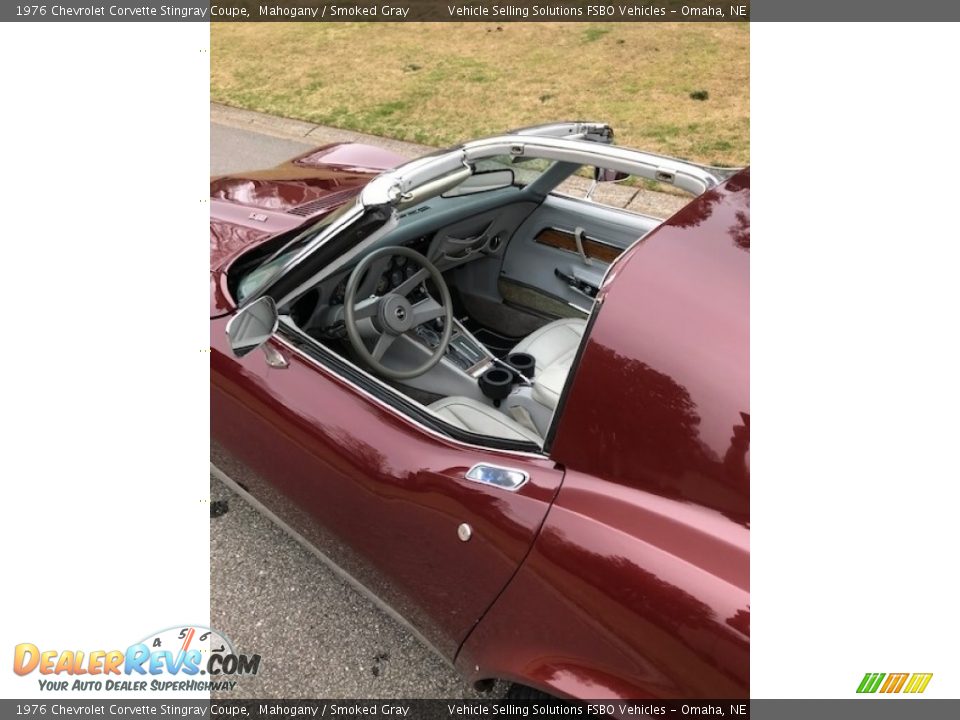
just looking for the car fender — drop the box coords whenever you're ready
[455,470,749,699]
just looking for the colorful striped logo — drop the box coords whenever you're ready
[857,672,933,694]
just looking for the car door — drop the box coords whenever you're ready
[210,316,564,660]
[499,194,660,317]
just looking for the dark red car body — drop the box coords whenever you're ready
[210,143,749,699]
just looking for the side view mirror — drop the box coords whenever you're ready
[594,167,630,183]
[585,167,631,200]
[226,296,278,357]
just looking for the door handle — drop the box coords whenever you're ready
[554,268,598,299]
[573,227,593,265]
[444,220,495,247]
[465,464,529,491]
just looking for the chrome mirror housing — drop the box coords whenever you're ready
[225,296,279,358]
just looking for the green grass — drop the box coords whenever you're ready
[211,22,749,166]
[582,26,611,43]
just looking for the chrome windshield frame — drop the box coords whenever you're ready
[242,132,739,308]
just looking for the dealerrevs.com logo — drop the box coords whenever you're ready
[13,625,260,692]
[857,672,933,694]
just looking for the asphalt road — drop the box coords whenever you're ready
[209,120,502,699]
[211,123,313,176]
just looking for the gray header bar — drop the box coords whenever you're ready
[6,0,752,22]
[4,0,960,22]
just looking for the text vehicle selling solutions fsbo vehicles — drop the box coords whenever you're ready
[210,122,749,700]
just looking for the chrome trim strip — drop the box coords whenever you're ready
[449,317,497,375]
[360,134,729,208]
[464,463,530,492]
[468,361,495,379]
[274,318,547,460]
[210,462,454,669]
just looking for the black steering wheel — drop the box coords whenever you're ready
[343,246,453,380]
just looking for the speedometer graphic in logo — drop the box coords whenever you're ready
[139,625,235,674]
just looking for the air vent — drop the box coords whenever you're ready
[286,188,357,217]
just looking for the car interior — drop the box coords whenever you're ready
[232,155,676,449]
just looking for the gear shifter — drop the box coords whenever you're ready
[414,325,441,348]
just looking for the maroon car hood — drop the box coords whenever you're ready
[209,141,406,317]
[210,218,271,266]
[212,176,360,213]
[211,140,405,213]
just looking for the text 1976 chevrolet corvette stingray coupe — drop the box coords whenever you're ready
[210,122,749,700]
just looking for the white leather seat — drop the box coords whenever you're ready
[429,396,542,444]
[511,318,587,375]
[532,357,572,410]
[429,319,586,443]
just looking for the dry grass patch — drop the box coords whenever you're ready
[211,22,748,165]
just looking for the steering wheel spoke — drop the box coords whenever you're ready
[353,296,380,321]
[395,267,429,297]
[410,298,444,327]
[371,332,396,361]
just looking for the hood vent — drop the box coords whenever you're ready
[286,188,358,217]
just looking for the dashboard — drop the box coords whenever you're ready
[292,197,532,339]
[328,235,433,306]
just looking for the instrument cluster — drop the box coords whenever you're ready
[329,241,432,306]
[376,254,421,295]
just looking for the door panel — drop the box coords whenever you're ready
[210,316,564,660]
[500,194,661,316]
[533,227,623,264]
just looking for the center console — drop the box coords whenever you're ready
[413,321,492,376]
[405,320,554,436]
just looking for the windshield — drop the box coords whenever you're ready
[237,202,353,302]
[472,155,557,187]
